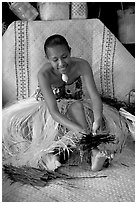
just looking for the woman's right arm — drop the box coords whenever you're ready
[37,69,85,134]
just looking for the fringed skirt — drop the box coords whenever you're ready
[2,97,129,170]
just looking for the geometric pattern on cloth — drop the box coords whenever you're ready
[14,21,30,100]
[100,25,116,99]
[71,2,87,19]
[2,19,135,105]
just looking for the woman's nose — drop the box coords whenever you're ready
[58,59,64,67]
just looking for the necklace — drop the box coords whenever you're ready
[62,74,68,83]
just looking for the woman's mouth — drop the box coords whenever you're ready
[58,66,67,73]
[60,68,66,71]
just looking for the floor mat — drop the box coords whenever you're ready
[2,136,135,202]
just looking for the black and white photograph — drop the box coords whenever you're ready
[2,1,135,202]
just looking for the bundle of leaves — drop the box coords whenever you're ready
[3,164,107,187]
[3,164,72,187]
[53,132,116,165]
[78,132,116,151]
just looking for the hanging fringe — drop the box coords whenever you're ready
[2,96,130,187]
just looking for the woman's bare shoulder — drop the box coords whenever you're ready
[37,63,54,86]
[72,57,91,75]
[38,63,52,76]
[72,57,87,63]
[72,57,90,67]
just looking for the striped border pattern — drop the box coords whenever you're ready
[14,21,30,100]
[100,26,116,99]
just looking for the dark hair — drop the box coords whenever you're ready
[44,34,71,56]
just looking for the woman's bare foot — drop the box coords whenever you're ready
[41,154,61,171]
[91,148,108,172]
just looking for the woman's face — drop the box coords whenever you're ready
[46,45,71,75]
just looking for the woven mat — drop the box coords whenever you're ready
[3,19,134,105]
[2,135,135,202]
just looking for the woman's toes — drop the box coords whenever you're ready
[42,154,61,171]
[91,152,108,172]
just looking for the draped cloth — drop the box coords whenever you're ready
[2,19,134,105]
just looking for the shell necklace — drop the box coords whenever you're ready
[62,74,68,83]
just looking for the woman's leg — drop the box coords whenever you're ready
[40,102,89,171]
[67,101,107,171]
[67,101,91,131]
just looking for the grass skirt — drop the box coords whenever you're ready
[2,97,129,170]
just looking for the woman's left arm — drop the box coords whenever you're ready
[81,60,103,134]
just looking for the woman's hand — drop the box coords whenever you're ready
[92,117,103,135]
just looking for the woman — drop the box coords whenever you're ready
[2,34,129,172]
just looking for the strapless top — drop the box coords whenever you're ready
[35,76,84,101]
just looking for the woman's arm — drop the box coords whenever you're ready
[81,60,103,133]
[37,69,86,134]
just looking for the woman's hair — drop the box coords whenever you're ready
[44,34,71,56]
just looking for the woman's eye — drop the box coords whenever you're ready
[53,59,58,62]
[62,55,67,59]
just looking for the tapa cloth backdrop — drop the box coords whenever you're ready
[2,19,135,105]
